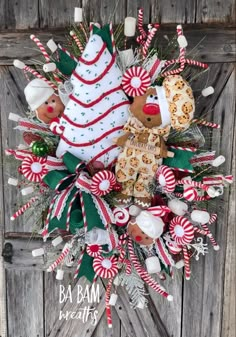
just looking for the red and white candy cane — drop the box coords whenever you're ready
[163,58,208,70]
[182,246,191,280]
[47,244,71,272]
[30,34,50,62]
[192,119,220,129]
[162,25,186,76]
[70,30,84,53]
[209,214,217,225]
[11,197,39,220]
[105,278,114,328]
[201,224,220,250]
[137,8,147,41]
[128,238,173,301]
[142,26,158,57]
[13,60,57,89]
[156,165,176,193]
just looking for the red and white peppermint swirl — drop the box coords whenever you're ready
[183,186,198,201]
[156,165,176,193]
[86,244,102,257]
[90,170,116,196]
[122,67,151,97]
[170,216,194,245]
[113,207,130,226]
[93,256,118,279]
[21,155,48,183]
[165,240,182,255]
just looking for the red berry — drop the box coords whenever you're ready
[113,182,122,192]
[18,165,23,174]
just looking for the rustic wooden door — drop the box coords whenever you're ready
[0,1,235,337]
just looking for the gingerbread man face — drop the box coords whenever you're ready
[36,93,64,124]
[127,222,154,245]
[130,87,162,128]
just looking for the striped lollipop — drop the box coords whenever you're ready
[170,216,194,245]
[156,165,176,193]
[90,170,116,196]
[93,256,118,279]
[21,155,48,183]
[113,207,130,226]
[122,66,151,97]
[86,244,102,257]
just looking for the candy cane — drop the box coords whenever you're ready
[137,8,146,40]
[13,60,57,89]
[105,278,114,328]
[47,244,71,272]
[209,214,217,225]
[163,58,208,69]
[70,31,84,53]
[142,27,157,57]
[200,224,219,250]
[30,35,50,62]
[128,238,173,300]
[11,197,39,220]
[74,247,86,279]
[183,246,191,280]
[79,22,89,42]
[192,119,220,129]
[109,23,116,55]
[194,227,208,235]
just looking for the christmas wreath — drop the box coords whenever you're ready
[7,7,233,328]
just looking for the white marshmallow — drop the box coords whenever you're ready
[202,86,214,97]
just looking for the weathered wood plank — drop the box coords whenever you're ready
[127,0,151,23]
[92,310,121,337]
[182,64,235,337]
[3,238,75,272]
[149,274,183,337]
[220,69,236,337]
[150,0,196,23]
[44,272,74,337]
[39,0,80,28]
[189,63,235,118]
[0,230,7,337]
[196,0,236,23]
[0,66,33,233]
[113,284,169,337]
[6,269,44,337]
[0,0,39,30]
[47,278,106,337]
[0,25,235,65]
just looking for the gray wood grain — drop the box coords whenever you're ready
[150,0,196,24]
[39,0,80,28]
[0,66,34,233]
[0,0,39,30]
[47,278,106,337]
[196,0,236,23]
[0,230,7,337]
[6,269,44,337]
[92,310,121,337]
[127,0,151,23]
[149,274,183,337]
[182,64,235,337]
[222,72,236,337]
[0,25,235,65]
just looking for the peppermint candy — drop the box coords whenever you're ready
[93,256,118,279]
[122,66,151,97]
[113,207,130,226]
[183,186,198,201]
[156,165,176,193]
[90,170,116,196]
[86,244,102,257]
[21,155,48,182]
[170,216,194,245]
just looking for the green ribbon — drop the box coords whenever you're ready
[43,152,105,235]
